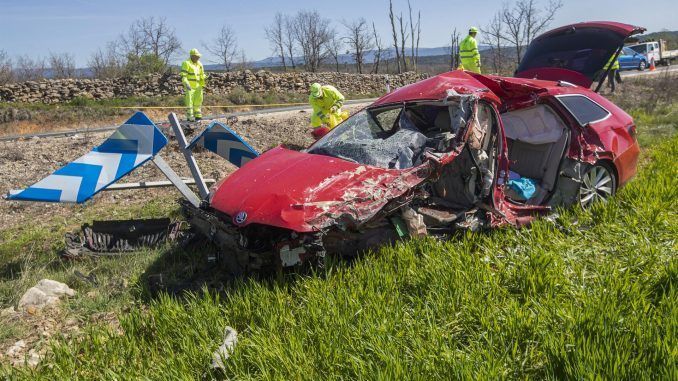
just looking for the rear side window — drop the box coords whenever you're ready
[557,95,610,125]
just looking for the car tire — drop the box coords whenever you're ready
[579,162,617,208]
[638,61,646,71]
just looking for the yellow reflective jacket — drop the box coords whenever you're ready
[460,35,481,71]
[180,60,206,89]
[604,55,620,70]
[309,85,345,128]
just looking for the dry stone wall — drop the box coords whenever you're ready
[0,71,428,104]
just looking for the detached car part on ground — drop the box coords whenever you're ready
[5,22,643,274]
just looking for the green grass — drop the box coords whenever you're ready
[1,108,676,379]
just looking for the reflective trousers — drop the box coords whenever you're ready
[184,86,203,121]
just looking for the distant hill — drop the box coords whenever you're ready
[636,30,678,50]
[204,45,491,71]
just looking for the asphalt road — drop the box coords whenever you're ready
[0,98,377,142]
[620,65,678,78]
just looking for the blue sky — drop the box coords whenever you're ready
[1,0,676,66]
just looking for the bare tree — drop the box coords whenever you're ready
[408,1,422,72]
[235,49,251,71]
[398,14,409,72]
[14,55,46,81]
[204,25,238,71]
[501,0,563,65]
[115,17,182,66]
[342,18,374,74]
[137,17,182,64]
[371,22,384,74]
[448,29,461,70]
[0,50,13,84]
[291,10,332,72]
[521,0,562,46]
[482,11,505,74]
[389,0,401,73]
[88,42,124,79]
[326,35,343,73]
[265,13,287,71]
[415,11,421,71]
[284,16,297,69]
[49,52,76,78]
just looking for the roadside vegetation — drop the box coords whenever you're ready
[0,89,381,136]
[0,74,675,378]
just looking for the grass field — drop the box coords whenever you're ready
[0,96,676,379]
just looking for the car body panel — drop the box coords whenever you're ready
[515,21,646,87]
[210,146,430,232]
[372,70,501,107]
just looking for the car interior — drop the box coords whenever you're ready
[500,104,569,205]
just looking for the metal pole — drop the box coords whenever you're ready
[103,178,216,191]
[151,155,202,207]
[167,112,210,199]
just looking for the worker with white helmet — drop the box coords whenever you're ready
[181,48,207,121]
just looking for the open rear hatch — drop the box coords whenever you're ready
[515,21,646,88]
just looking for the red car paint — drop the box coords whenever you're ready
[210,21,642,231]
[372,70,501,107]
[210,147,430,232]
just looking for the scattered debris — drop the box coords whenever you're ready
[18,279,76,311]
[63,219,185,258]
[211,326,238,370]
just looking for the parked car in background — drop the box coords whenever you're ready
[618,46,648,70]
[628,39,678,66]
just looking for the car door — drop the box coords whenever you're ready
[515,22,646,87]
[618,47,633,70]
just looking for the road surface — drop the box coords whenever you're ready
[620,65,678,78]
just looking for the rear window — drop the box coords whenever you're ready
[557,95,610,125]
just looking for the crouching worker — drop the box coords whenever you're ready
[309,83,349,139]
[181,48,207,122]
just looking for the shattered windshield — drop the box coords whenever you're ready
[308,100,472,169]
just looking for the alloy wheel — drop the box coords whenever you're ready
[579,164,616,208]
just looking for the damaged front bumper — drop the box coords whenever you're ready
[180,200,328,273]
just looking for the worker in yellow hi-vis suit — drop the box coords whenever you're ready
[309,83,349,139]
[459,27,481,74]
[180,49,207,121]
[603,54,622,93]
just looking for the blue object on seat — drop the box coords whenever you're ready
[508,177,538,200]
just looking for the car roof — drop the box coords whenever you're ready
[371,71,501,107]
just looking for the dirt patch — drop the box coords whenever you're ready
[0,104,367,231]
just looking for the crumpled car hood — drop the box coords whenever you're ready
[209,146,429,232]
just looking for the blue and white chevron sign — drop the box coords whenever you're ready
[7,112,167,203]
[188,122,258,168]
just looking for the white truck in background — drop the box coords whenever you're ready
[628,39,678,66]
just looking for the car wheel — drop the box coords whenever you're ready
[638,61,646,71]
[579,163,617,208]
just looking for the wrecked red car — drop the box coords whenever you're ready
[181,21,643,272]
